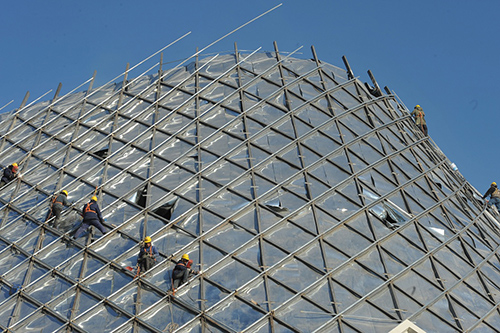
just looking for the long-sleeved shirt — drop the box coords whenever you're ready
[52,193,69,209]
[483,185,500,199]
[1,166,16,184]
[173,259,195,274]
[410,107,426,125]
[137,245,159,262]
[82,201,104,222]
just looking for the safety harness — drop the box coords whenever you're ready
[52,195,63,207]
[135,245,156,278]
[175,259,192,270]
[84,203,96,214]
[46,194,64,222]
[143,245,154,257]
[415,110,424,133]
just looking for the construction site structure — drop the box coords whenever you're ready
[0,43,498,333]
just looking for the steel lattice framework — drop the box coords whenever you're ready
[0,43,499,333]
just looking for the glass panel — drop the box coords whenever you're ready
[83,266,132,297]
[36,240,81,268]
[394,270,442,305]
[92,233,138,261]
[25,274,73,304]
[206,223,253,253]
[110,282,163,315]
[208,296,264,331]
[10,309,64,333]
[324,226,371,258]
[139,301,196,332]
[275,297,331,332]
[270,258,322,292]
[209,259,259,291]
[266,222,314,253]
[75,303,130,333]
[332,262,384,297]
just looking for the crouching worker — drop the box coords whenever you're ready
[483,182,500,211]
[137,236,158,273]
[73,196,108,239]
[172,254,199,291]
[0,163,19,187]
[47,190,71,228]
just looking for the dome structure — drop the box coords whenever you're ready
[0,45,497,333]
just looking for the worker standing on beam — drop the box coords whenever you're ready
[411,105,428,136]
[0,163,19,187]
[136,236,158,273]
[73,196,108,239]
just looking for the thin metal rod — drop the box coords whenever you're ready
[2,31,191,140]
[165,3,283,71]
[0,100,14,112]
[199,3,282,55]
[0,3,282,172]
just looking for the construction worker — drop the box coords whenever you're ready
[411,105,428,136]
[171,254,199,290]
[47,190,71,227]
[73,196,108,239]
[136,236,158,273]
[0,163,18,187]
[483,182,500,211]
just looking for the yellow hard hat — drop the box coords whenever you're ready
[62,190,68,196]
[415,105,420,108]
[181,254,189,261]
[492,182,497,186]
[144,236,152,243]
[12,163,18,167]
[91,196,97,202]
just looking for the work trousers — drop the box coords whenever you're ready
[74,218,107,239]
[48,205,63,227]
[417,124,428,136]
[172,269,190,288]
[138,255,156,273]
[490,197,500,210]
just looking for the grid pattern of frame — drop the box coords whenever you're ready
[0,44,499,333]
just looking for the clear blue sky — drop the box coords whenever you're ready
[1,1,499,193]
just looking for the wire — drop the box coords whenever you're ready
[341,314,401,323]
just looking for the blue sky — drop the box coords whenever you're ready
[1,1,499,194]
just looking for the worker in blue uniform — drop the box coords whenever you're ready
[0,163,19,187]
[172,253,199,290]
[137,236,159,273]
[73,196,108,239]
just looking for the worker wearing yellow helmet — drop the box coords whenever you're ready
[410,104,428,136]
[46,189,71,228]
[136,236,159,273]
[171,253,200,292]
[73,195,109,239]
[0,162,19,187]
[483,182,500,211]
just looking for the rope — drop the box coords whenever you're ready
[133,265,140,279]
